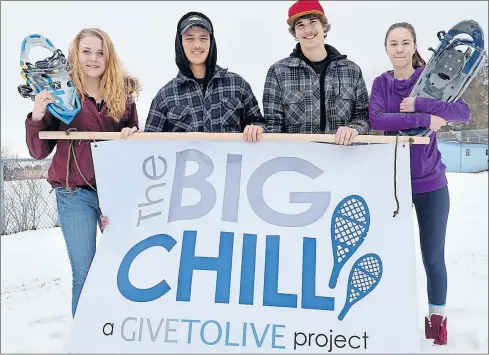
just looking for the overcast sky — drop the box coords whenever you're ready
[1,1,488,157]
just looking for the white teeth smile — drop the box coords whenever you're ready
[87,65,99,68]
[304,34,317,39]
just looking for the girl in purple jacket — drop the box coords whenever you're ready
[369,23,471,346]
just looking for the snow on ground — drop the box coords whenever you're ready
[1,172,488,353]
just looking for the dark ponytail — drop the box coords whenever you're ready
[412,49,426,69]
[384,22,426,69]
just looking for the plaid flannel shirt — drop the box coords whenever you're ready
[145,67,265,133]
[263,56,370,134]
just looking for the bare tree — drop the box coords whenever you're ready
[1,151,58,235]
[442,58,489,132]
[1,145,12,158]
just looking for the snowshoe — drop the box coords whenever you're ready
[18,34,81,124]
[401,20,487,137]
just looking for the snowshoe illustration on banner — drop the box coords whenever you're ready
[338,253,383,321]
[328,195,370,289]
[401,20,487,137]
[18,34,81,124]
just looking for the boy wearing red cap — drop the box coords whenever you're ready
[262,0,370,144]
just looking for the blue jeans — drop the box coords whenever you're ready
[413,186,450,306]
[55,187,102,317]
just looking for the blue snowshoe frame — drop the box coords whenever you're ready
[18,34,81,124]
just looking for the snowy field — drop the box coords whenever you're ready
[1,172,488,353]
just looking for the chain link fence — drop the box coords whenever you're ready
[1,158,58,235]
[438,128,489,144]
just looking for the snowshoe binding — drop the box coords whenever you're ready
[18,34,81,124]
[401,20,487,137]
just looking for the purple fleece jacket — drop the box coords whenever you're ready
[369,66,471,194]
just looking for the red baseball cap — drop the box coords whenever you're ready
[287,0,325,26]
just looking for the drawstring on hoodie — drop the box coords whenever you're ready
[64,128,97,193]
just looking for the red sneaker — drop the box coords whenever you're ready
[429,314,447,346]
[425,316,433,339]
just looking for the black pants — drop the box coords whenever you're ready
[413,186,450,306]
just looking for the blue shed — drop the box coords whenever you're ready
[437,141,488,173]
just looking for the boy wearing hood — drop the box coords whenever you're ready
[263,0,370,145]
[145,12,266,142]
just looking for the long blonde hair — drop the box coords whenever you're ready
[68,28,141,122]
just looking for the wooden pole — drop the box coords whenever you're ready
[38,131,430,144]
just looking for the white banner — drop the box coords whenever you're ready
[65,140,420,353]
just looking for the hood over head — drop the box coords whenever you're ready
[175,11,217,90]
